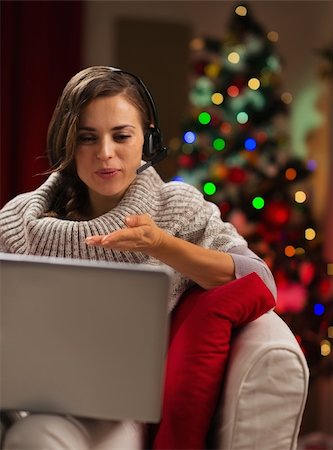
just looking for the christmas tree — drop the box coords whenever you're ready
[173,3,333,377]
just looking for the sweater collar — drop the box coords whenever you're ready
[34,166,164,224]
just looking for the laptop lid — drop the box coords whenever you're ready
[0,253,171,423]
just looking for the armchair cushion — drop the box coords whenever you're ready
[152,272,276,450]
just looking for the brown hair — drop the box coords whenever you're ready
[46,66,152,219]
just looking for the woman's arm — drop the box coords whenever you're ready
[147,227,236,290]
[86,214,275,297]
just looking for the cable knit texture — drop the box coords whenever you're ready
[0,167,248,311]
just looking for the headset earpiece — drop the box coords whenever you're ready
[143,127,162,158]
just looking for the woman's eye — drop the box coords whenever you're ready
[114,134,130,142]
[77,135,96,144]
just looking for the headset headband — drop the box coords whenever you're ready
[108,66,159,130]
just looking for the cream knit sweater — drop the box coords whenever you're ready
[0,167,276,310]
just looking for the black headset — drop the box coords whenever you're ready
[109,67,167,174]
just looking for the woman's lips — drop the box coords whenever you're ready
[95,169,120,179]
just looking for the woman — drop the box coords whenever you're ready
[0,66,276,449]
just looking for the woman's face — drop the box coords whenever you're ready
[75,94,144,218]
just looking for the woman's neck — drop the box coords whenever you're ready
[83,193,120,220]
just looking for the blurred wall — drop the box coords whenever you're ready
[82,1,332,98]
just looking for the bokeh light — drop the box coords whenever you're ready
[281,92,293,104]
[228,52,240,64]
[168,137,181,151]
[182,144,194,154]
[267,31,279,42]
[305,228,316,240]
[211,92,224,105]
[285,167,297,181]
[220,122,232,134]
[314,303,325,316]
[321,340,331,357]
[252,196,265,209]
[328,263,333,276]
[198,111,211,125]
[236,112,249,124]
[172,176,184,182]
[213,138,226,151]
[203,182,217,195]
[183,131,196,144]
[227,85,240,97]
[190,37,205,51]
[205,63,220,78]
[307,159,317,171]
[248,78,260,90]
[235,5,247,16]
[295,191,307,203]
[244,138,257,151]
[285,245,296,257]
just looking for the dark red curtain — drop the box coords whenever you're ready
[1,1,82,207]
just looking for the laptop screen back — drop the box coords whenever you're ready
[0,253,170,422]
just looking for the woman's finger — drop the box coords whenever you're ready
[86,227,143,249]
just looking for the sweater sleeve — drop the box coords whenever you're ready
[229,244,277,301]
[171,185,277,302]
[173,185,247,252]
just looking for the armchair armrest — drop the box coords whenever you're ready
[212,311,309,450]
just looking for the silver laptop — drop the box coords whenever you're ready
[0,253,171,423]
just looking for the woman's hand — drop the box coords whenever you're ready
[86,213,235,290]
[85,214,165,254]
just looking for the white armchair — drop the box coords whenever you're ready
[210,311,309,450]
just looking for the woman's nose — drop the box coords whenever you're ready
[96,136,115,160]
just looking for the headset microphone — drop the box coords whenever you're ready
[136,146,168,174]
